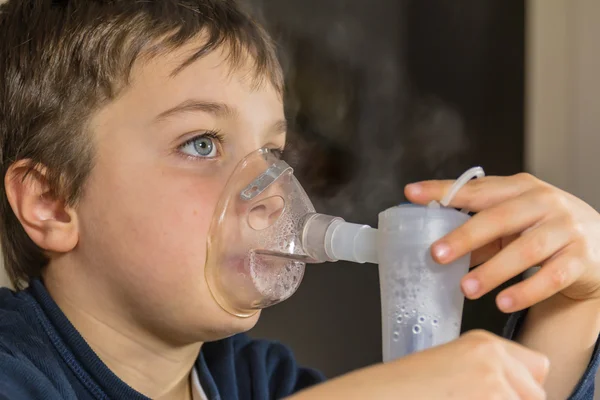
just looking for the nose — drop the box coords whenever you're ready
[247,195,285,230]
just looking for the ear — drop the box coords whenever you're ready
[4,160,79,253]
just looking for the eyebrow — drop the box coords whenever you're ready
[155,99,237,121]
[155,99,287,135]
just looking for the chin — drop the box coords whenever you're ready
[199,309,262,343]
[223,309,262,337]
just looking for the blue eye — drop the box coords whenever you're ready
[179,133,219,158]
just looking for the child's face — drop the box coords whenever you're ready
[72,41,286,342]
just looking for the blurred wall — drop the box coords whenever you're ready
[526,0,600,206]
[525,0,600,397]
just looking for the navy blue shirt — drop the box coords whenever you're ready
[0,280,324,399]
[0,279,598,399]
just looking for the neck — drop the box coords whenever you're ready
[43,266,201,400]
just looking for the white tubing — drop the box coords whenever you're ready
[440,166,486,213]
[325,220,378,264]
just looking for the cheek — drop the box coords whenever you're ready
[79,163,223,287]
[137,178,221,277]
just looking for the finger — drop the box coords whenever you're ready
[405,173,542,212]
[502,339,550,385]
[496,244,585,312]
[503,353,547,400]
[470,235,520,267]
[431,189,551,264]
[461,217,574,300]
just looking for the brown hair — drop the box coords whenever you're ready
[0,0,283,289]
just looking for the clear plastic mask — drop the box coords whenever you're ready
[205,148,317,317]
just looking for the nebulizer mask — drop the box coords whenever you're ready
[205,148,317,317]
[205,147,484,361]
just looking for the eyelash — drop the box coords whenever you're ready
[177,130,225,160]
[176,130,286,161]
[270,147,285,159]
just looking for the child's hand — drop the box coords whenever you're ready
[290,330,548,400]
[405,173,600,312]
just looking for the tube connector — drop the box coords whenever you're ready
[302,213,378,264]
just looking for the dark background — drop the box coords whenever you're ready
[247,0,525,378]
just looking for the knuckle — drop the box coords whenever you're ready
[521,232,548,261]
[565,256,583,276]
[537,186,569,210]
[467,333,506,359]
[515,172,539,185]
[463,329,493,343]
[548,265,572,290]
[558,215,589,248]
[561,213,578,228]
[582,241,600,264]
[567,218,587,241]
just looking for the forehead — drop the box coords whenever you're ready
[90,38,286,153]
[124,39,283,112]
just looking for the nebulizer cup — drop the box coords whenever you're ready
[378,167,484,361]
[377,206,467,361]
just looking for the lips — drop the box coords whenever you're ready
[225,254,250,275]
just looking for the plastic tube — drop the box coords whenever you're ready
[325,220,378,264]
[301,213,378,264]
[439,166,485,213]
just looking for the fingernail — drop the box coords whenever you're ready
[462,279,480,296]
[497,296,513,311]
[433,242,452,262]
[405,183,422,196]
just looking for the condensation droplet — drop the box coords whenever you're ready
[393,331,400,341]
[396,316,403,323]
[412,325,422,334]
[418,316,426,323]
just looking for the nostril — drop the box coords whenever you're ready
[247,196,285,231]
[268,206,283,225]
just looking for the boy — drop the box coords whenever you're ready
[0,1,598,399]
